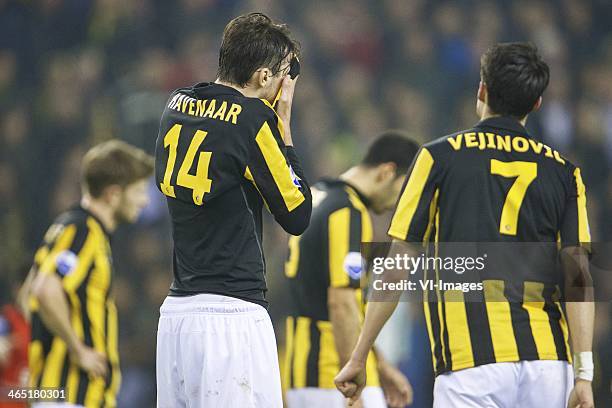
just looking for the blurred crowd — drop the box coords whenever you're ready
[0,0,610,406]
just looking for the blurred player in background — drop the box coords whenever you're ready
[28,141,153,408]
[284,132,418,408]
[336,43,595,408]
[154,13,311,408]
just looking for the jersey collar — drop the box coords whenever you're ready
[337,179,372,209]
[76,205,111,238]
[475,116,528,135]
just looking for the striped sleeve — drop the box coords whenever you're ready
[246,114,308,215]
[388,147,438,242]
[37,221,94,291]
[559,166,591,251]
[327,207,365,288]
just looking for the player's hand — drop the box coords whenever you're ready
[335,358,367,406]
[275,73,298,130]
[70,343,108,378]
[567,379,594,408]
[378,361,413,407]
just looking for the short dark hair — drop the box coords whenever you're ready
[82,140,154,197]
[480,42,550,118]
[217,13,299,87]
[361,131,420,175]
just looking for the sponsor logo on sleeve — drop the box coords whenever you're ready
[343,251,364,280]
[56,250,78,276]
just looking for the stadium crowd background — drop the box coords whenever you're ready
[0,0,610,406]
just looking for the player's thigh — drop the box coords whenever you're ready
[178,309,282,407]
[361,386,386,408]
[433,362,519,408]
[517,360,573,408]
[156,312,187,408]
[285,388,344,408]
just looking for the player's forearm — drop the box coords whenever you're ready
[350,298,399,364]
[560,247,594,352]
[33,274,81,353]
[328,288,363,366]
[566,301,594,353]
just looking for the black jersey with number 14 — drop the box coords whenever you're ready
[154,82,311,308]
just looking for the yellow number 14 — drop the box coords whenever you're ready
[160,124,213,205]
[490,159,537,236]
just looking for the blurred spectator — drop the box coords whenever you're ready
[1,1,610,406]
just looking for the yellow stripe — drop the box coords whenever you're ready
[85,377,106,407]
[444,290,474,371]
[85,220,111,407]
[104,301,121,407]
[292,317,311,388]
[388,148,435,240]
[34,246,49,266]
[39,224,77,275]
[365,350,380,387]
[328,207,351,287]
[557,299,572,363]
[346,188,373,242]
[283,317,295,389]
[316,321,339,388]
[423,301,438,370]
[40,337,67,388]
[63,227,97,293]
[284,236,300,278]
[259,99,285,140]
[523,282,558,359]
[86,221,110,355]
[573,168,591,244]
[255,121,305,211]
[434,211,447,367]
[28,340,44,387]
[483,280,519,362]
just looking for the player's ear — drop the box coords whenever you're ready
[477,81,487,103]
[532,96,543,112]
[253,68,271,89]
[377,162,397,183]
[102,184,123,207]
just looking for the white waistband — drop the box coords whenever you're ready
[160,293,265,315]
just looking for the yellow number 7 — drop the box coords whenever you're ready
[490,160,537,236]
[160,124,213,205]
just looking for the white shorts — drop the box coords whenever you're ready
[433,360,573,408]
[31,404,84,408]
[156,294,282,408]
[286,386,386,408]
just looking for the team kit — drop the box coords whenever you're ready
[25,12,596,408]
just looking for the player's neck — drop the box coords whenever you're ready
[80,196,117,232]
[214,79,261,99]
[339,167,374,202]
[480,106,528,127]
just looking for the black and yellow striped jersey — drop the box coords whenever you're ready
[388,116,590,375]
[154,82,311,308]
[284,179,379,389]
[29,206,120,407]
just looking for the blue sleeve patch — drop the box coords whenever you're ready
[343,251,364,280]
[56,250,78,276]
